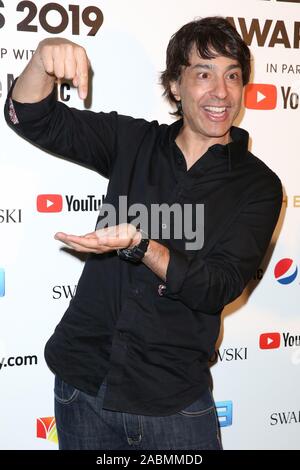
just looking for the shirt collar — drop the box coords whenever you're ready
[167,118,249,172]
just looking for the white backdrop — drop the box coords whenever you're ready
[0,0,299,450]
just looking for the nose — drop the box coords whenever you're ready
[210,77,228,100]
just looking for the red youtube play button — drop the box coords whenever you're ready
[37,194,63,213]
[259,332,281,350]
[245,84,277,110]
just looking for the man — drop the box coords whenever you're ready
[4,17,282,450]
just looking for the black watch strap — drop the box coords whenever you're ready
[117,230,149,263]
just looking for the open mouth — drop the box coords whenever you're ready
[203,106,230,121]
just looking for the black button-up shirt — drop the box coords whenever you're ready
[4,83,282,416]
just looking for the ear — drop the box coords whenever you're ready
[170,81,181,102]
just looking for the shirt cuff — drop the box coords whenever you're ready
[6,77,57,124]
[164,248,191,295]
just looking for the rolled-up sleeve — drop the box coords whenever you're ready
[164,178,283,314]
[5,79,57,124]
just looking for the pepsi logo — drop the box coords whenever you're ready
[274,258,298,285]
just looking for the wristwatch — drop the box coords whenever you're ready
[117,230,150,263]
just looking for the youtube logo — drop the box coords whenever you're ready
[37,194,63,213]
[36,194,102,213]
[259,332,281,350]
[244,84,277,110]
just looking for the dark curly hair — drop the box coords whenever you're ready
[161,16,251,117]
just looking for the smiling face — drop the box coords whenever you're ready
[170,46,244,144]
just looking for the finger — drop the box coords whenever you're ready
[55,231,97,241]
[99,236,130,248]
[54,232,127,251]
[74,46,89,99]
[61,240,99,253]
[57,238,114,254]
[82,232,97,238]
[54,231,70,241]
[64,44,77,80]
[56,233,101,250]
[52,45,65,79]
[40,45,55,75]
[54,233,98,252]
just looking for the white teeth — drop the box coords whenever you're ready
[204,106,226,113]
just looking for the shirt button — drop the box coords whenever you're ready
[158,284,166,296]
[132,287,140,295]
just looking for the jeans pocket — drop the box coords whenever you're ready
[54,375,80,404]
[177,388,215,417]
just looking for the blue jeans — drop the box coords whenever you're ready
[54,375,222,450]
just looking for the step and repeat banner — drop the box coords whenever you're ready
[0,0,299,450]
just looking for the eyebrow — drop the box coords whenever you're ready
[191,63,241,71]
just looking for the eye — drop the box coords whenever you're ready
[198,72,210,79]
[228,72,241,80]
